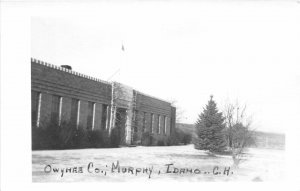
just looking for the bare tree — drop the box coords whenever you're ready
[223,100,256,166]
[170,100,185,123]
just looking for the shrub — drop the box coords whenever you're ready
[110,128,121,148]
[32,126,49,150]
[87,129,110,148]
[71,127,89,149]
[32,122,61,150]
[182,133,192,145]
[157,140,165,146]
[58,122,80,149]
[32,122,113,150]
[166,132,179,146]
[166,128,192,146]
[131,132,141,145]
[141,132,154,146]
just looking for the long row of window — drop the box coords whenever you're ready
[32,91,169,135]
[31,91,109,130]
[133,110,168,135]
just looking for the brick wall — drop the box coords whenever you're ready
[31,59,112,130]
[134,92,175,145]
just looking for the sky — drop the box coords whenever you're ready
[31,1,300,133]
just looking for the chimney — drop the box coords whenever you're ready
[61,65,72,70]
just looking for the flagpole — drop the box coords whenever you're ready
[108,42,125,135]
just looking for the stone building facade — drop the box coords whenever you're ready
[31,58,176,146]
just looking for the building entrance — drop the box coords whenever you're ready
[114,108,127,145]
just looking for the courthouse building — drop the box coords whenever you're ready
[31,58,176,145]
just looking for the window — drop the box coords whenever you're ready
[51,95,61,126]
[37,93,42,127]
[92,103,96,130]
[161,115,165,135]
[101,104,108,130]
[164,116,167,135]
[87,101,95,130]
[142,112,146,132]
[157,115,161,134]
[133,110,138,133]
[70,98,79,127]
[77,100,81,128]
[31,91,41,127]
[58,97,63,126]
[150,113,154,133]
[31,91,38,126]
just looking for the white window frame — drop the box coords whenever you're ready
[105,105,109,130]
[143,112,146,132]
[36,92,42,128]
[58,97,63,126]
[76,100,81,129]
[92,103,96,130]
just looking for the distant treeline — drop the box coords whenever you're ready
[176,123,285,150]
[252,131,285,150]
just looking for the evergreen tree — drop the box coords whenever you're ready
[194,95,227,153]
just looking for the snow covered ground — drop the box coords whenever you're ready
[32,145,285,182]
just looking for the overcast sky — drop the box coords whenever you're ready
[31,1,300,133]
